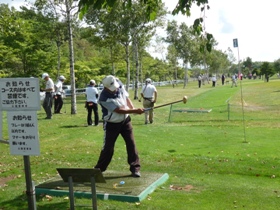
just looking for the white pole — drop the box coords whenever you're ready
[0,111,2,140]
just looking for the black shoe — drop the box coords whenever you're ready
[45,117,52,119]
[132,171,141,178]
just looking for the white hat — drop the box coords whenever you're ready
[102,75,119,92]
[90,79,95,85]
[145,78,151,83]
[59,75,66,80]
[42,73,49,79]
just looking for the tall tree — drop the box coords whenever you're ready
[35,0,80,114]
[78,0,214,52]
[260,62,275,82]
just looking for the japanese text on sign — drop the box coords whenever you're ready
[7,111,40,156]
[0,78,40,111]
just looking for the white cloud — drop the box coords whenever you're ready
[160,0,280,62]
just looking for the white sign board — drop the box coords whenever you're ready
[0,78,40,111]
[7,111,40,156]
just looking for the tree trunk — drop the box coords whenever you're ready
[66,0,77,114]
[56,40,61,78]
[110,46,115,75]
[183,63,188,88]
[125,44,130,92]
[133,40,139,100]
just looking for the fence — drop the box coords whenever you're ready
[169,103,280,123]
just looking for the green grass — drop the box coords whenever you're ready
[1,78,280,209]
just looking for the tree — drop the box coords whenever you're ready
[0,4,57,77]
[78,0,214,52]
[273,58,280,75]
[35,0,80,114]
[83,0,165,98]
[260,62,275,82]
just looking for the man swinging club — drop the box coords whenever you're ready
[94,75,145,177]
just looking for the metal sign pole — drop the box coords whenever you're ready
[24,156,37,210]
[233,39,247,143]
[0,111,2,140]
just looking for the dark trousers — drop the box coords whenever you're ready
[95,116,140,173]
[43,93,53,118]
[54,95,63,113]
[198,80,201,88]
[86,102,99,125]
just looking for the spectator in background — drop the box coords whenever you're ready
[221,74,225,85]
[85,79,99,126]
[198,74,202,88]
[141,78,157,124]
[54,75,66,114]
[41,73,54,119]
[231,74,237,87]
[212,75,217,87]
[239,73,243,80]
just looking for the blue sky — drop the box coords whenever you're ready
[2,0,280,63]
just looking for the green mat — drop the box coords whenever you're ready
[35,171,169,202]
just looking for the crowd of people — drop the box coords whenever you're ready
[196,73,242,88]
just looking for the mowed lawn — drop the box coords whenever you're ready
[0,78,280,210]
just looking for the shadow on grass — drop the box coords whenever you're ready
[168,150,176,153]
[103,174,132,180]
[60,125,86,128]
[0,194,68,210]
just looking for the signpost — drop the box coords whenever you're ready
[232,39,247,143]
[0,77,40,210]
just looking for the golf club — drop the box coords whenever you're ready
[144,96,188,111]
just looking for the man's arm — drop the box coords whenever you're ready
[114,107,144,114]
[153,91,157,104]
[114,98,144,114]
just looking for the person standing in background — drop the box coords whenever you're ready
[198,74,202,88]
[85,79,99,126]
[231,74,237,87]
[141,78,157,124]
[212,75,217,87]
[54,75,66,114]
[41,73,54,119]
[221,74,225,85]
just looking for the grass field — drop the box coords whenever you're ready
[1,77,280,210]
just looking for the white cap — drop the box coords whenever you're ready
[42,73,49,79]
[90,80,95,85]
[102,75,119,92]
[145,78,151,83]
[59,75,66,80]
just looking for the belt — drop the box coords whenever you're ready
[46,92,53,95]
[144,97,152,100]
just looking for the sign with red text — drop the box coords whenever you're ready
[0,78,40,111]
[7,111,40,155]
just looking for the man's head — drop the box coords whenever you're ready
[42,73,49,81]
[103,75,119,92]
[145,78,151,84]
[89,79,95,86]
[59,75,66,81]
